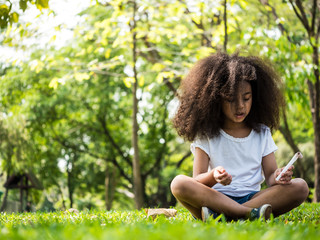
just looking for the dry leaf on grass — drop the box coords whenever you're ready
[145,208,177,219]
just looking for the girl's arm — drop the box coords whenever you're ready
[262,152,294,186]
[193,147,232,187]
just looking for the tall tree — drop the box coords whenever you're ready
[259,0,320,201]
[130,0,144,209]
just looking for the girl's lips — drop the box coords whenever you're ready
[235,113,245,118]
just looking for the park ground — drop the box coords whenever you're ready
[0,203,320,240]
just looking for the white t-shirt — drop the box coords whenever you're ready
[190,125,277,197]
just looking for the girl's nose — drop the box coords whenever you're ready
[236,99,244,109]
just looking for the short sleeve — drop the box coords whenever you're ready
[262,127,278,157]
[190,137,210,158]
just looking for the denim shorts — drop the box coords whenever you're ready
[224,191,258,204]
[195,191,259,220]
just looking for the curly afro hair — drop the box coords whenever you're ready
[173,52,284,142]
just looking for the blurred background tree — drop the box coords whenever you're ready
[0,0,49,29]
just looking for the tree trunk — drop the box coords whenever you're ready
[1,159,12,212]
[282,0,320,202]
[105,164,110,210]
[311,45,320,202]
[223,0,228,52]
[131,0,144,209]
[67,163,74,208]
[20,177,23,212]
[314,121,320,202]
[105,161,116,210]
[57,182,67,210]
[0,187,9,212]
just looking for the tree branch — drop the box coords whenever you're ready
[110,157,132,183]
[259,0,293,43]
[311,0,317,34]
[135,15,179,97]
[317,20,320,40]
[223,0,228,52]
[141,36,162,62]
[52,130,132,183]
[295,0,311,31]
[97,115,132,166]
[49,124,100,159]
[182,3,213,47]
[163,77,179,97]
[176,151,192,168]
[138,31,179,96]
[288,0,310,32]
[7,0,12,11]
[307,79,316,118]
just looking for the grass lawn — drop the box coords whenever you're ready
[0,203,320,240]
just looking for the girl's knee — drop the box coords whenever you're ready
[292,178,309,201]
[170,175,191,197]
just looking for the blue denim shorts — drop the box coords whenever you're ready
[224,191,258,204]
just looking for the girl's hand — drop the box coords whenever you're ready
[274,165,294,185]
[213,166,232,186]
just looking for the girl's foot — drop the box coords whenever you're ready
[249,204,272,221]
[201,206,219,222]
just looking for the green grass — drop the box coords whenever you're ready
[0,203,320,240]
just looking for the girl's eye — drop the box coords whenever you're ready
[244,98,250,101]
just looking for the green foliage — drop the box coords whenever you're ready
[0,0,319,209]
[0,203,320,239]
[0,0,49,29]
[274,133,314,187]
[1,1,196,209]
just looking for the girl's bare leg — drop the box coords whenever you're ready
[170,175,253,219]
[243,178,309,217]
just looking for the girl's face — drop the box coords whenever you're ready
[222,81,252,128]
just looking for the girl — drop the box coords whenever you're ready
[170,53,309,221]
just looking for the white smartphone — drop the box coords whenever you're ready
[276,152,303,181]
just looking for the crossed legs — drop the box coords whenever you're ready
[243,178,309,217]
[170,175,309,220]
